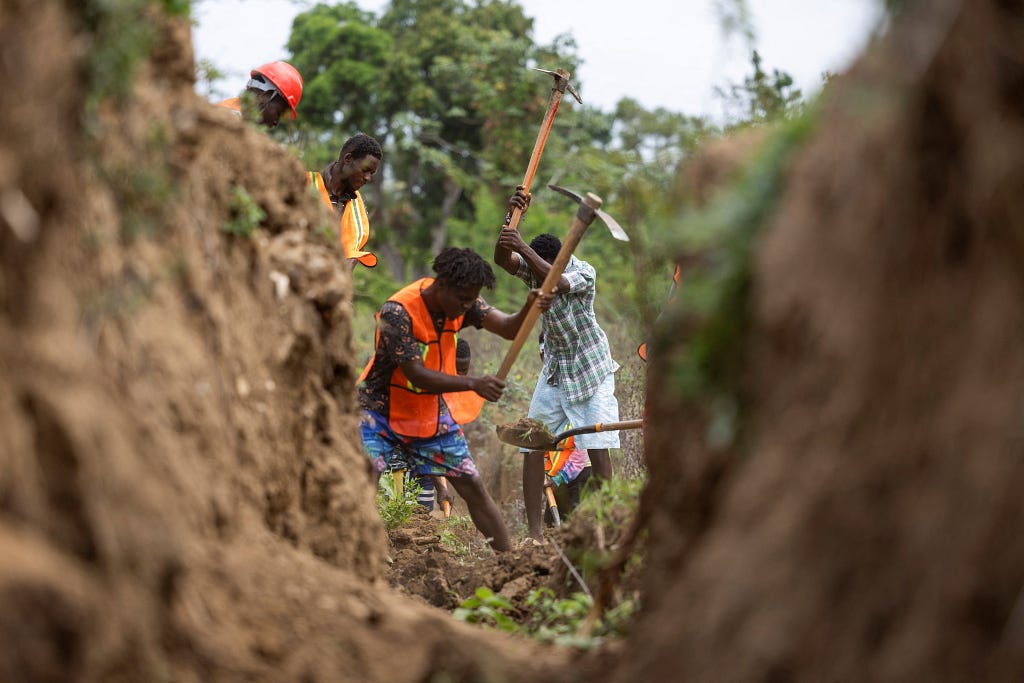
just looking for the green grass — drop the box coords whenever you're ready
[438,515,475,557]
[453,585,637,649]
[222,186,266,237]
[375,472,423,530]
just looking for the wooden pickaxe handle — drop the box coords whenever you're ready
[496,193,603,380]
[545,484,561,527]
[506,68,577,232]
[435,476,452,519]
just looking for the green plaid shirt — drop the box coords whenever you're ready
[515,255,619,403]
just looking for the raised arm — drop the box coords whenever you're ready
[494,188,531,275]
[496,230,570,294]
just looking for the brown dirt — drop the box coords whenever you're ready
[495,416,553,449]
[614,1,1024,682]
[2,0,1023,681]
[385,510,560,610]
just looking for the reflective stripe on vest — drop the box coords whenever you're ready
[306,171,377,267]
[544,435,575,475]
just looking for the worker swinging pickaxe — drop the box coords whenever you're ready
[493,187,628,529]
[504,68,582,232]
[494,186,628,379]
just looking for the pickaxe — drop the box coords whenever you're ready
[496,185,629,380]
[505,68,582,232]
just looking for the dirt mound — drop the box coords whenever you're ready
[617,1,1024,682]
[0,2,563,681]
[386,511,560,610]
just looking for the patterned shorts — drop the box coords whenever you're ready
[359,410,479,478]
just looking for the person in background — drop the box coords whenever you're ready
[358,247,551,551]
[494,191,621,540]
[543,433,591,525]
[307,133,382,269]
[218,61,303,128]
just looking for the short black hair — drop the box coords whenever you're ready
[456,338,471,360]
[432,247,496,290]
[340,133,382,161]
[529,233,561,264]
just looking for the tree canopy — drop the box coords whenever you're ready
[273,0,807,369]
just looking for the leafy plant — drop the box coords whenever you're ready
[438,515,475,557]
[574,473,646,528]
[527,587,637,647]
[222,186,266,237]
[452,587,518,632]
[375,471,422,530]
[453,585,637,649]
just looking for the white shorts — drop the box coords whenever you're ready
[525,371,620,451]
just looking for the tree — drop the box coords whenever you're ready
[715,50,802,124]
[285,0,580,282]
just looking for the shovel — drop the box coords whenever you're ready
[495,418,644,451]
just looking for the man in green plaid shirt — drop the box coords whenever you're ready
[495,193,621,539]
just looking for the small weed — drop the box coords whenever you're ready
[453,585,638,649]
[375,472,422,530]
[452,587,518,632]
[574,474,645,528]
[222,186,266,237]
[438,515,475,557]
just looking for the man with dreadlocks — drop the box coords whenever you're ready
[495,192,622,540]
[357,247,550,551]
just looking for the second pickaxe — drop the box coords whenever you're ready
[505,68,582,232]
[496,185,629,379]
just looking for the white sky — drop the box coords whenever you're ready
[192,0,884,119]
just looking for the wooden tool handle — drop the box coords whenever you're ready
[545,486,561,527]
[506,70,571,232]
[556,419,644,443]
[496,193,603,380]
[436,477,452,519]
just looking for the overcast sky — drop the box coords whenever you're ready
[192,0,884,119]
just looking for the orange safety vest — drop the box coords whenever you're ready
[544,435,577,476]
[218,97,242,114]
[307,171,377,268]
[358,278,483,437]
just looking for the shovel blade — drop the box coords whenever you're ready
[495,418,557,450]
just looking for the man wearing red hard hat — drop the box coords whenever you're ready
[219,60,303,128]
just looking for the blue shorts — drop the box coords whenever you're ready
[360,410,479,478]
[526,371,620,451]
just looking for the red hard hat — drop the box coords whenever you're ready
[251,61,303,119]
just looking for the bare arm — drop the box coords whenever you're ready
[400,359,507,401]
[480,288,552,339]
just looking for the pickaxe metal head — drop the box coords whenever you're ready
[548,185,629,241]
[533,67,583,104]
